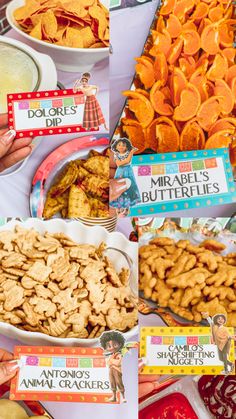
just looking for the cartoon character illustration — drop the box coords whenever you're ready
[100,331,127,403]
[202,312,236,374]
[110,137,141,210]
[73,72,108,131]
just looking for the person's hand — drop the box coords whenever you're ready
[73,80,78,93]
[110,178,130,201]
[0,349,19,385]
[0,114,33,173]
[138,358,160,398]
[139,374,160,399]
[110,152,116,179]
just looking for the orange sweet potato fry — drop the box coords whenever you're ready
[180,119,205,150]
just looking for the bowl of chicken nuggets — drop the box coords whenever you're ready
[31,135,116,230]
[7,0,109,72]
[0,218,138,346]
[139,235,236,328]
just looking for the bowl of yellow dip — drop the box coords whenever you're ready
[0,36,57,175]
[0,42,40,113]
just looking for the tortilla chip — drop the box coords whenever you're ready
[78,26,96,48]
[89,42,104,48]
[30,21,42,39]
[89,5,107,40]
[42,10,58,38]
[65,27,83,48]
[61,1,87,17]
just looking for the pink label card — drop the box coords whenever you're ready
[7,89,98,138]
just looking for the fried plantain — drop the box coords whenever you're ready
[68,185,91,218]
[83,155,109,179]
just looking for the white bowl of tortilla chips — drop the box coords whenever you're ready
[7,0,109,72]
[0,218,138,347]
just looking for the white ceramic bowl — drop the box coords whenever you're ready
[0,219,138,347]
[0,35,57,176]
[7,0,109,72]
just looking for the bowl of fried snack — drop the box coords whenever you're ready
[0,219,138,346]
[139,236,236,327]
[7,0,109,72]
[37,143,116,230]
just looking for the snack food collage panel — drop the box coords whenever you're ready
[0,0,235,418]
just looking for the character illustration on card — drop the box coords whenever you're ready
[110,137,141,212]
[100,331,127,403]
[73,72,108,131]
[202,312,236,374]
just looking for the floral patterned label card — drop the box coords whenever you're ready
[10,346,118,403]
[140,327,235,375]
[7,89,99,139]
[110,148,236,216]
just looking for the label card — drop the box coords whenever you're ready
[110,0,152,10]
[140,327,235,375]
[7,89,98,138]
[10,346,117,403]
[111,148,236,216]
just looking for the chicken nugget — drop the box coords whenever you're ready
[200,239,226,253]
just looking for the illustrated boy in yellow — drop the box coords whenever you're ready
[202,312,235,374]
[100,331,127,403]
